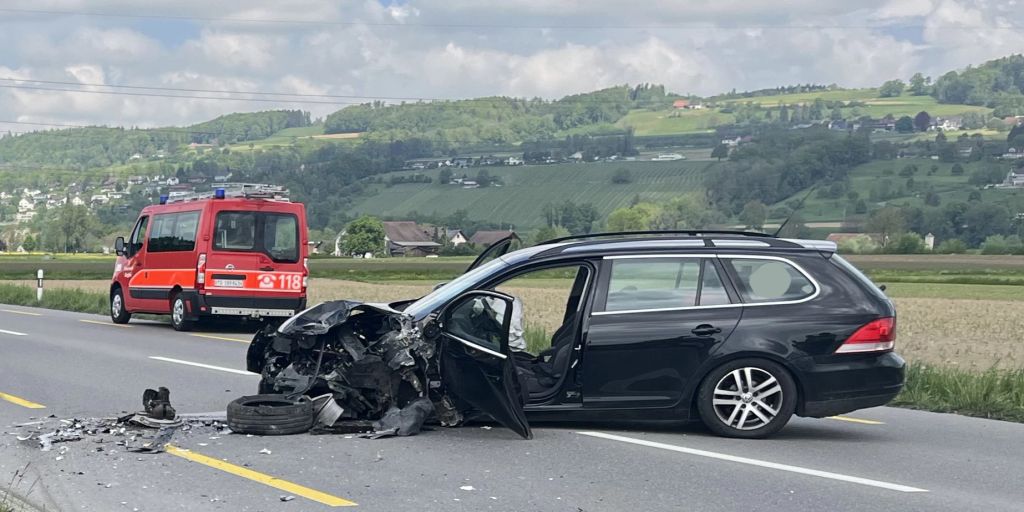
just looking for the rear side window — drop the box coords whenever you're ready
[726,258,815,303]
[214,211,299,262]
[604,258,730,312]
[147,211,200,252]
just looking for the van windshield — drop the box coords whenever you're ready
[214,211,299,263]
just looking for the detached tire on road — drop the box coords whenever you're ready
[227,394,314,436]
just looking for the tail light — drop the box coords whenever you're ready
[302,257,309,289]
[835,317,896,354]
[196,253,207,289]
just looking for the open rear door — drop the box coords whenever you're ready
[465,235,518,272]
[438,291,531,439]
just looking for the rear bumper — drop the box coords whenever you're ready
[181,292,306,319]
[793,351,905,418]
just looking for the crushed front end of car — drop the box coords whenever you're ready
[245,300,464,437]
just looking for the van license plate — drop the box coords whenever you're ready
[215,279,244,288]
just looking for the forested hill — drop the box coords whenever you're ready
[322,84,678,142]
[932,54,1024,116]
[0,110,309,168]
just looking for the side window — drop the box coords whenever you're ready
[699,261,731,306]
[605,258,702,312]
[148,212,200,252]
[174,211,200,252]
[128,216,149,255]
[726,258,815,303]
[445,295,510,353]
[148,214,175,252]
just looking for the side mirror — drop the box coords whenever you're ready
[114,236,126,256]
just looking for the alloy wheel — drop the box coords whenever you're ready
[712,367,784,431]
[111,294,122,317]
[172,298,184,326]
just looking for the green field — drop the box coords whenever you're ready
[349,161,719,229]
[718,88,880,105]
[616,109,735,136]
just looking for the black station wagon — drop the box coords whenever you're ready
[247,231,905,439]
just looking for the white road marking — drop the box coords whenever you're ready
[148,356,256,376]
[0,329,27,336]
[577,431,928,493]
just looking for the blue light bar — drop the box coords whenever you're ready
[215,188,226,199]
[159,195,169,205]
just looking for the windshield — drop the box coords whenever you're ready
[404,257,508,320]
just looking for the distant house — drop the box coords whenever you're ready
[382,221,441,257]
[470,230,520,248]
[672,99,689,109]
[1001,148,1024,160]
[166,177,180,186]
[433,228,468,246]
[935,116,963,131]
[461,180,479,189]
[505,156,523,166]
[569,151,584,161]
[214,173,233,183]
[998,169,1024,188]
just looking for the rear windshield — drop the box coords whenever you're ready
[213,211,299,262]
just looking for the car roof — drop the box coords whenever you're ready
[527,235,836,260]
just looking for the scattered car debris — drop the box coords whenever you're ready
[259,448,272,455]
[280,495,295,502]
[226,394,314,436]
[142,387,176,420]
[460,485,476,491]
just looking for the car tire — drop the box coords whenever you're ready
[170,294,193,332]
[226,394,314,436]
[110,287,131,324]
[696,358,797,439]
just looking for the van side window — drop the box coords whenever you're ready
[148,211,200,252]
[128,216,149,255]
[726,258,815,303]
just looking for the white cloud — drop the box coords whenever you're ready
[0,0,1021,129]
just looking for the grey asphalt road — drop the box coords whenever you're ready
[2,305,1023,512]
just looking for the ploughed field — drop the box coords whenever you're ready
[12,273,1024,370]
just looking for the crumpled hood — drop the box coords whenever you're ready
[276,300,407,337]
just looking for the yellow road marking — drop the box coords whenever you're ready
[828,416,885,425]
[165,445,356,507]
[188,333,250,343]
[0,391,46,409]
[1,309,42,316]
[79,319,130,328]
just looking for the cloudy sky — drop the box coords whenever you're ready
[0,0,1022,130]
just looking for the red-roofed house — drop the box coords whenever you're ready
[672,99,690,109]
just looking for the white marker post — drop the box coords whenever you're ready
[36,269,44,301]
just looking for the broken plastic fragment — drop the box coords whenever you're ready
[259,448,272,455]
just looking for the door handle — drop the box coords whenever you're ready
[691,324,722,336]
[259,266,275,272]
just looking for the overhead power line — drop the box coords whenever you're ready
[0,77,433,101]
[0,7,1019,30]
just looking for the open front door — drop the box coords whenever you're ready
[465,235,518,272]
[439,291,532,439]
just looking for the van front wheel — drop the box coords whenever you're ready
[170,294,193,332]
[110,287,131,324]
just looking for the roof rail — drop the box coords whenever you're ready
[538,230,773,245]
[162,183,289,204]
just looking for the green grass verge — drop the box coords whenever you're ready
[0,282,108,315]
[893,363,1024,423]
